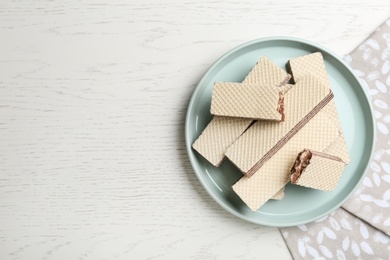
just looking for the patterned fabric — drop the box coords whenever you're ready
[281,18,390,259]
[281,209,390,259]
[343,19,390,235]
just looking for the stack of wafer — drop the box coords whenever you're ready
[192,53,350,211]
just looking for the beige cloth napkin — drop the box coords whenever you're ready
[281,18,390,259]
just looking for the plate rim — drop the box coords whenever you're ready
[184,36,376,227]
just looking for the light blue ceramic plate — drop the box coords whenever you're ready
[185,37,375,227]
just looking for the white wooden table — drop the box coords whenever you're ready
[1,1,390,259]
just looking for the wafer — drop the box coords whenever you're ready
[290,149,346,191]
[211,82,283,120]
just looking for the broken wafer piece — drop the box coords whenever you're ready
[192,56,290,166]
[211,82,284,121]
[290,149,345,191]
[287,52,350,164]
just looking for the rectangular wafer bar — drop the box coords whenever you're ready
[211,82,283,120]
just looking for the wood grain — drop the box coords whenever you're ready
[1,0,389,259]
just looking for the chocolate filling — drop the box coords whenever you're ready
[245,90,334,177]
[290,149,312,184]
[277,92,285,121]
[285,62,295,84]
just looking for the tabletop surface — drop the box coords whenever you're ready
[1,1,390,259]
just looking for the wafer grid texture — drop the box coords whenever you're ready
[211,82,282,120]
[288,52,329,85]
[244,56,290,86]
[295,155,346,191]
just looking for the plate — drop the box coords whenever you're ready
[184,37,375,227]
